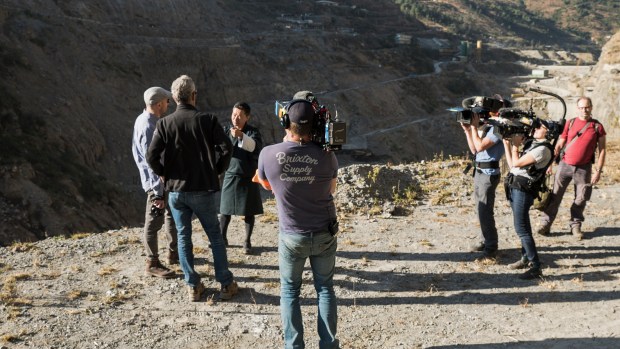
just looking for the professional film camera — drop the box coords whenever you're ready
[447,95,511,125]
[449,90,566,141]
[275,93,347,151]
[487,108,538,138]
[488,108,563,140]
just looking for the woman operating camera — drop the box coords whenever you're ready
[503,120,555,279]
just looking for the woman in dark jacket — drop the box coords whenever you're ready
[219,102,263,254]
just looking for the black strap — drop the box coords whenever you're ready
[476,161,499,169]
[564,120,591,153]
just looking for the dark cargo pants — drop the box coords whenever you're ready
[540,160,592,229]
[143,190,177,260]
[473,171,501,252]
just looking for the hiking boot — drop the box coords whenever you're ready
[219,281,239,300]
[167,250,179,265]
[572,225,583,240]
[508,257,529,270]
[536,225,550,236]
[188,282,205,302]
[469,241,485,252]
[145,259,175,278]
[518,267,542,280]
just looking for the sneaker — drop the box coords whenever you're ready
[145,259,175,278]
[167,250,179,265]
[219,281,239,300]
[536,225,550,236]
[572,226,583,240]
[508,258,529,270]
[188,282,205,302]
[469,241,485,252]
[519,267,542,280]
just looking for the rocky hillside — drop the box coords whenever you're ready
[398,0,620,50]
[0,0,618,245]
[0,0,434,244]
[588,30,620,135]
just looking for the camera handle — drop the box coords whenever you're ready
[527,87,567,121]
[526,87,567,151]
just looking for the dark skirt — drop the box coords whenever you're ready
[219,174,264,216]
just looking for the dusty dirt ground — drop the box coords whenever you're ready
[2,61,619,348]
[1,172,619,348]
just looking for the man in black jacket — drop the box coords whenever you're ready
[147,74,238,302]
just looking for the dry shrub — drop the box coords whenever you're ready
[1,329,28,343]
[97,267,117,276]
[117,235,140,245]
[103,292,134,305]
[599,139,620,184]
[40,271,61,280]
[10,242,36,253]
[70,232,92,239]
[0,276,33,307]
[419,239,434,248]
[571,275,585,286]
[519,297,530,307]
[193,246,208,254]
[67,290,86,300]
[539,279,558,290]
[265,281,279,289]
[259,211,278,223]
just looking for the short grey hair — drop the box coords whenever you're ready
[171,75,196,103]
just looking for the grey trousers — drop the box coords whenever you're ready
[473,171,501,251]
[143,191,177,260]
[540,161,592,229]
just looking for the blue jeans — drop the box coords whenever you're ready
[509,188,540,269]
[279,231,339,349]
[168,191,233,287]
[474,172,500,252]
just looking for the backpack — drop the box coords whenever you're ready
[532,173,553,211]
[504,140,554,208]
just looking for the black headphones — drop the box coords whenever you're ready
[280,99,312,129]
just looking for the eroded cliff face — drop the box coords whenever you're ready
[589,30,620,135]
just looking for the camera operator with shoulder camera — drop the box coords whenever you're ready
[257,96,339,349]
[460,96,510,261]
[503,120,556,280]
